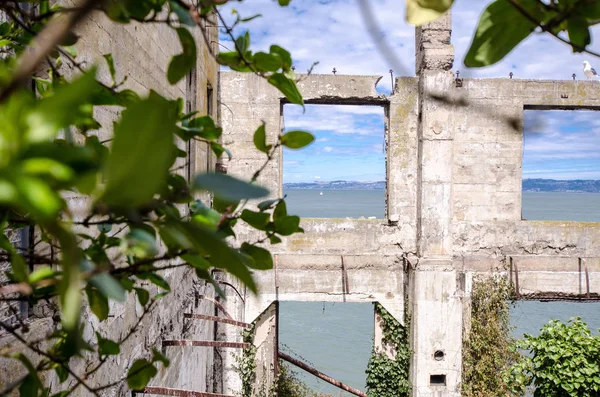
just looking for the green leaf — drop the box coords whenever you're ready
[152,348,170,367]
[241,209,270,230]
[127,359,157,390]
[14,175,64,220]
[21,158,74,182]
[10,253,28,282]
[29,266,55,284]
[101,94,177,208]
[258,198,280,211]
[135,288,150,306]
[103,54,116,84]
[182,253,211,270]
[274,215,300,236]
[26,69,100,143]
[55,365,69,383]
[97,332,120,356]
[281,130,314,149]
[464,0,541,67]
[86,286,109,321]
[168,28,197,85]
[194,173,269,201]
[90,272,126,302]
[278,0,291,5]
[267,73,303,105]
[123,228,158,258]
[53,224,81,354]
[190,200,221,228]
[253,123,271,153]
[16,354,42,397]
[273,199,287,220]
[567,16,591,51]
[159,222,257,292]
[406,0,453,26]
[241,243,273,270]
[270,45,292,71]
[137,272,170,291]
[235,31,250,53]
[253,52,282,72]
[184,116,222,140]
[0,178,18,204]
[169,0,195,26]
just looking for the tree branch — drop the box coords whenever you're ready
[0,0,107,103]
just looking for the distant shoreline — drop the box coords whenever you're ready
[283,178,600,193]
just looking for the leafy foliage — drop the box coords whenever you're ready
[462,276,522,397]
[507,318,600,397]
[406,0,599,67]
[465,0,600,67]
[365,303,410,397]
[276,361,333,397]
[0,0,312,395]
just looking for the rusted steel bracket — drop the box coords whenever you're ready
[162,340,250,349]
[341,255,350,302]
[511,257,520,299]
[216,280,245,304]
[581,258,591,298]
[135,386,235,397]
[197,295,233,320]
[275,254,280,301]
[184,313,251,329]
[279,352,367,397]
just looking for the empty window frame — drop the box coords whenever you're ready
[282,104,386,219]
[522,109,600,222]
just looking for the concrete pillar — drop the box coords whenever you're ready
[410,10,462,397]
[415,11,453,75]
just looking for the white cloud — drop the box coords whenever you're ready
[221,0,600,85]
[314,176,321,179]
[221,0,600,180]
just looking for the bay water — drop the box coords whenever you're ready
[278,189,600,396]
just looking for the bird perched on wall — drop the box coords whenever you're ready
[583,61,599,80]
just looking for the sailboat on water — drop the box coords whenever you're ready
[319,191,323,196]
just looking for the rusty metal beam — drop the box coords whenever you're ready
[184,313,251,329]
[162,340,250,348]
[137,386,235,397]
[279,352,367,397]
[511,257,520,299]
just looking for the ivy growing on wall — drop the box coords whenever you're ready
[235,326,257,397]
[462,275,521,397]
[365,302,410,397]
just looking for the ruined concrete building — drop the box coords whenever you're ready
[2,7,600,397]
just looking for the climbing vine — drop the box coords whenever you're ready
[234,326,257,397]
[462,275,521,397]
[365,302,410,397]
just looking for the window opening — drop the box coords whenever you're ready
[522,109,600,222]
[282,104,386,219]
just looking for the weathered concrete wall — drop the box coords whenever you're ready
[219,9,600,396]
[0,7,220,396]
[251,302,278,397]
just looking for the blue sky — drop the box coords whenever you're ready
[283,104,385,183]
[221,0,600,182]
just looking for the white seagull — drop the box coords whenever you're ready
[583,61,599,80]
